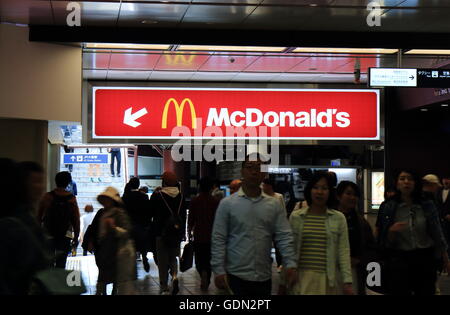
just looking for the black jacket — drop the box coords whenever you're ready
[122,190,151,227]
[149,191,187,238]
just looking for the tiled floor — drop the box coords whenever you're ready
[66,248,450,295]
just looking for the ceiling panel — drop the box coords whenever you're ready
[109,53,162,70]
[117,3,189,27]
[181,4,256,23]
[0,0,53,25]
[83,70,108,80]
[244,56,306,72]
[83,52,110,69]
[190,71,236,81]
[107,70,151,80]
[334,56,381,73]
[52,1,120,26]
[198,53,259,71]
[288,57,350,73]
[192,0,262,3]
[154,53,212,71]
[149,71,195,81]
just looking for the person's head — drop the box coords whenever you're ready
[84,204,94,213]
[229,179,242,194]
[97,186,122,208]
[139,186,149,194]
[304,171,336,208]
[17,161,45,204]
[162,171,178,187]
[327,171,338,188]
[336,181,360,211]
[422,174,441,193]
[262,178,275,195]
[241,153,268,188]
[55,171,72,189]
[443,175,450,190]
[199,177,214,194]
[129,177,140,190]
[393,169,422,202]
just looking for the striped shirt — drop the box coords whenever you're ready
[298,214,327,272]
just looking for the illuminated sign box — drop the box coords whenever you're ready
[92,87,380,141]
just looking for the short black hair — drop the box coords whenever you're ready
[336,181,360,198]
[199,177,214,193]
[241,153,268,168]
[304,171,336,208]
[55,171,72,188]
[129,177,140,190]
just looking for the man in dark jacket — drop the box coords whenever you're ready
[122,177,152,272]
[437,175,450,256]
[150,171,187,295]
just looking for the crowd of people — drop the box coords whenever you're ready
[2,154,450,296]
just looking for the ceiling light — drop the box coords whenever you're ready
[420,108,428,111]
[405,49,450,55]
[292,48,398,54]
[85,43,170,50]
[441,104,449,107]
[177,45,286,52]
[141,20,158,24]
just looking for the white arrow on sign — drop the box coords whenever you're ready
[123,107,148,128]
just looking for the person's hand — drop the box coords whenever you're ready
[285,267,298,289]
[389,222,408,233]
[278,285,287,295]
[214,274,227,290]
[351,257,360,267]
[104,217,116,229]
[343,283,354,295]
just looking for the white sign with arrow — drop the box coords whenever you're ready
[369,68,417,87]
[123,107,148,128]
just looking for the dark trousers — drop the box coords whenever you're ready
[50,237,72,268]
[385,247,437,295]
[110,151,121,175]
[227,274,272,296]
[194,242,212,280]
[275,248,282,267]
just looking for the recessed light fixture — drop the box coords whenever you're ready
[405,49,450,55]
[292,48,398,54]
[141,20,158,24]
[177,45,286,52]
[421,108,428,111]
[442,104,449,107]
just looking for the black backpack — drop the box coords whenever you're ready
[159,192,184,247]
[43,191,73,239]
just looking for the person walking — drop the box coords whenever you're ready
[188,177,219,291]
[122,177,152,272]
[150,171,187,295]
[108,148,121,177]
[336,181,376,295]
[95,187,136,295]
[211,153,298,296]
[79,205,96,256]
[376,169,450,295]
[38,171,80,269]
[279,171,353,295]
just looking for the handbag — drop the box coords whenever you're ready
[179,241,194,272]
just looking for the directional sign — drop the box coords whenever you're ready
[64,154,109,164]
[416,69,450,88]
[369,68,417,87]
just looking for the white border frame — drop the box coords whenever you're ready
[92,87,380,141]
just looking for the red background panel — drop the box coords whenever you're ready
[244,56,307,72]
[199,53,260,72]
[93,88,379,139]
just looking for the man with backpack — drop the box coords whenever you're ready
[38,171,80,269]
[149,171,187,295]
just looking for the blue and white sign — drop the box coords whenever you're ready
[64,154,109,164]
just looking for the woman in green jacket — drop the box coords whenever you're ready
[280,171,353,295]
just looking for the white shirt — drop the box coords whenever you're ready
[79,212,96,241]
[443,189,449,203]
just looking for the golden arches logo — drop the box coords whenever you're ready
[161,98,197,129]
[164,54,196,65]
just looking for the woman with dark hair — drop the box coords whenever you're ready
[336,181,376,295]
[376,169,450,295]
[280,171,353,295]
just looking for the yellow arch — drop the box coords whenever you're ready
[161,98,197,129]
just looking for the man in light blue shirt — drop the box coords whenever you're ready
[211,153,298,295]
